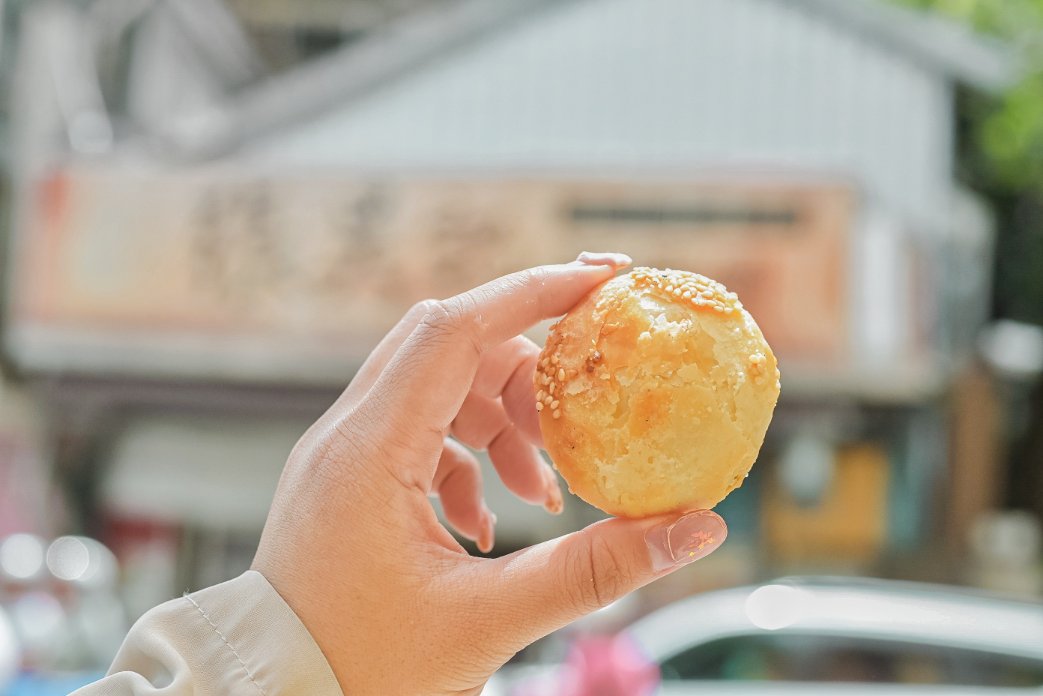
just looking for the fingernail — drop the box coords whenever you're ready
[543,468,564,515]
[575,251,633,268]
[646,510,727,573]
[478,506,496,554]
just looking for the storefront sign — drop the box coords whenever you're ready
[8,167,854,383]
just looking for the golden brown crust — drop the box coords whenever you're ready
[536,267,780,518]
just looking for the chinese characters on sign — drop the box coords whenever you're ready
[10,167,853,382]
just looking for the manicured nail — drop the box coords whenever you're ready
[543,468,564,515]
[646,510,727,573]
[478,507,496,554]
[575,251,633,268]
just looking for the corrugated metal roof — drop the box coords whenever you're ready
[153,0,1014,161]
[153,0,565,159]
[792,0,1015,91]
[230,0,958,229]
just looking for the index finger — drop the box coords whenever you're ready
[367,254,630,450]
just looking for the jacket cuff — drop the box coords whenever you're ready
[182,570,342,695]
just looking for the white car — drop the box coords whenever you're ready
[490,577,1043,695]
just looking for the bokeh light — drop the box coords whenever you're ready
[46,536,92,582]
[0,533,46,581]
[0,608,18,690]
[10,591,65,649]
[745,584,811,631]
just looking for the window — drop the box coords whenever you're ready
[567,204,799,227]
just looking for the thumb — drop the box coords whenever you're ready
[475,510,726,653]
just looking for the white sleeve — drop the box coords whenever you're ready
[71,570,342,696]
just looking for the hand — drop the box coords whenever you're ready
[252,253,728,695]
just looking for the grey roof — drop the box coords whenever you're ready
[154,0,1017,160]
[792,0,1016,92]
[154,0,564,160]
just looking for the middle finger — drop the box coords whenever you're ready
[451,393,560,511]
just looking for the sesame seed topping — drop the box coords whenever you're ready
[535,401,544,411]
[629,267,742,316]
[534,328,570,422]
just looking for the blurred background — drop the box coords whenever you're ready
[0,0,1041,693]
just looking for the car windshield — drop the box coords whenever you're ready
[660,633,1043,688]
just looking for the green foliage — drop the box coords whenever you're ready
[892,0,1043,325]
[893,0,1043,36]
[892,0,1043,191]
